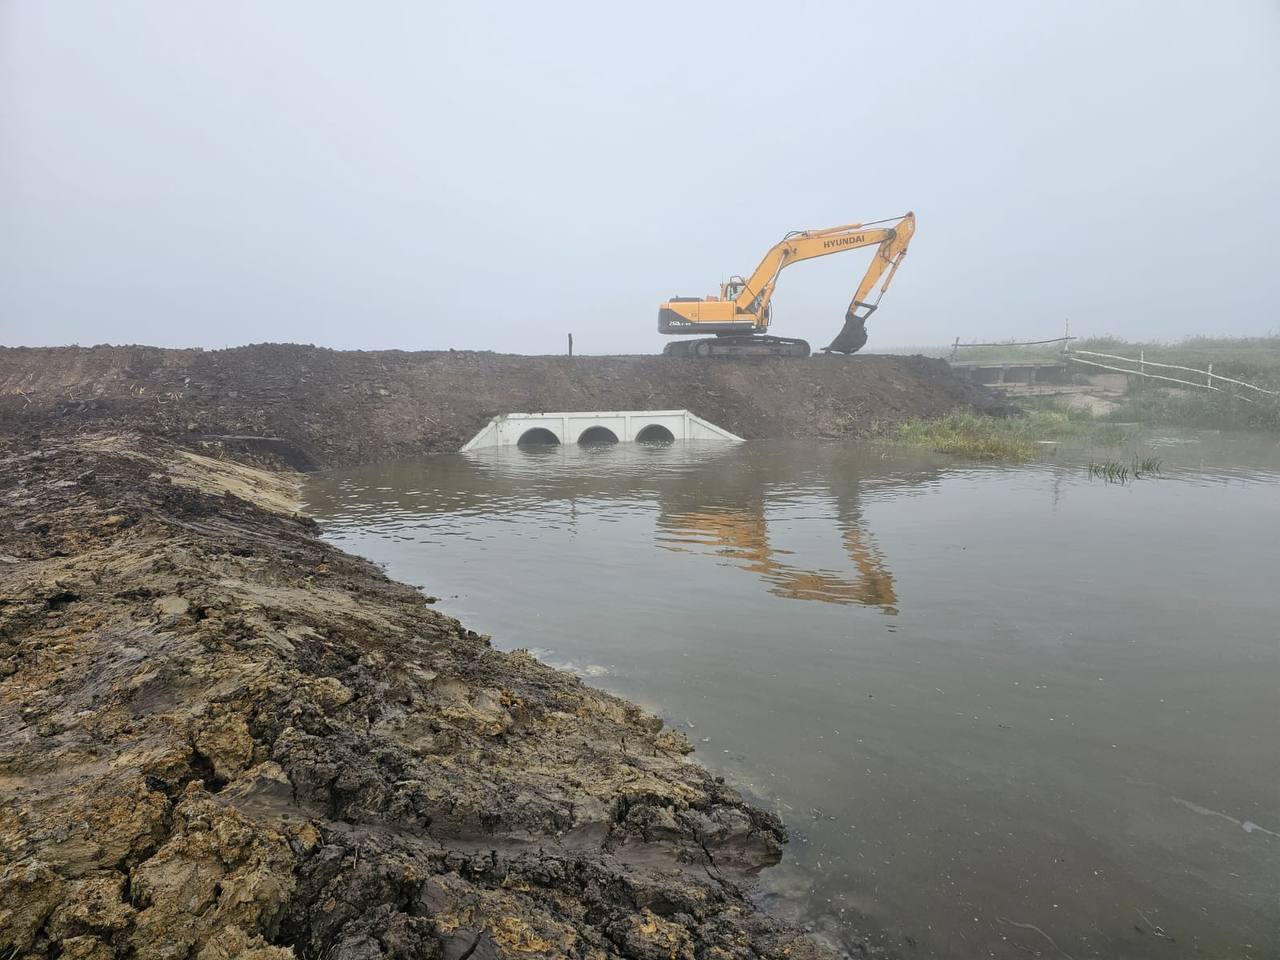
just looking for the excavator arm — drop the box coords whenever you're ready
[734,212,915,353]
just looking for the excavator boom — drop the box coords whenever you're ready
[658,212,915,357]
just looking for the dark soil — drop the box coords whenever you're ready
[0,434,835,959]
[0,344,1008,469]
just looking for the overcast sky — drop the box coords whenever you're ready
[2,1,1278,354]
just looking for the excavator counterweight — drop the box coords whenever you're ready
[658,212,915,358]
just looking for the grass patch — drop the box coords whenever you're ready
[1133,455,1163,474]
[1100,390,1280,431]
[1089,460,1130,483]
[890,410,1130,461]
[1088,456,1162,484]
[893,413,1038,460]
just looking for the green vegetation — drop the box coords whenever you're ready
[1098,390,1280,432]
[892,413,1037,460]
[890,410,1132,461]
[1133,455,1163,474]
[1088,456,1163,484]
[1089,461,1130,483]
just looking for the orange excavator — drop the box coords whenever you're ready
[658,212,915,357]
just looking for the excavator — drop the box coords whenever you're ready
[658,212,915,358]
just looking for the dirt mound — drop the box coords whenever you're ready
[0,344,1007,468]
[0,434,833,959]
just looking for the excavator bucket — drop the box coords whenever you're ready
[823,308,870,354]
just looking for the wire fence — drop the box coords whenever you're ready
[949,321,1076,359]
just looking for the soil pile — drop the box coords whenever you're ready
[0,344,1007,468]
[0,433,834,959]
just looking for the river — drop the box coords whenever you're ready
[303,432,1280,959]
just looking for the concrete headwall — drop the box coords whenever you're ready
[461,409,743,449]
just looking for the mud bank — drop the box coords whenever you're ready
[0,345,1006,467]
[0,345,998,956]
[0,431,840,959]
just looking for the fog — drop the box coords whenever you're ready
[2,1,1277,355]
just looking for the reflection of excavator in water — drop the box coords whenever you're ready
[658,507,898,613]
[658,212,915,358]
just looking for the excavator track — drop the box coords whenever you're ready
[663,336,811,359]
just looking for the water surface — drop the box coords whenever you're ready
[304,434,1280,959]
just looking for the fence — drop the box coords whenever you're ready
[949,335,1076,360]
[949,320,1076,360]
[1064,349,1278,403]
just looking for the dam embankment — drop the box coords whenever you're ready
[0,344,1007,467]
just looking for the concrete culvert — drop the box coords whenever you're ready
[517,427,560,447]
[635,424,676,444]
[578,426,619,445]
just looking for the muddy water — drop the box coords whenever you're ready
[304,434,1280,959]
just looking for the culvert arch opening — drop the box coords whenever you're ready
[635,424,676,444]
[578,426,619,445]
[517,427,560,447]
